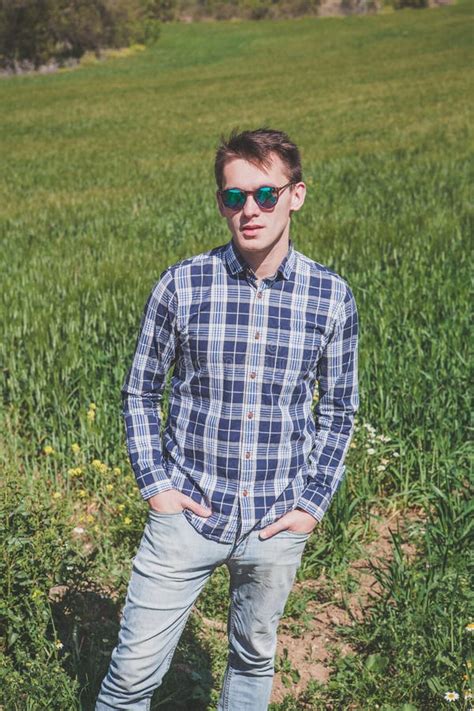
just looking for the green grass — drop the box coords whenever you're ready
[1,1,473,709]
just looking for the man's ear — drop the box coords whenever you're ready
[289,181,306,214]
[216,190,226,218]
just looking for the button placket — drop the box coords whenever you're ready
[239,281,267,521]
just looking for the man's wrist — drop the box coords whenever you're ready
[140,478,174,501]
[294,495,327,523]
[295,506,317,521]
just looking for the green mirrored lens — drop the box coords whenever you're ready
[223,189,245,209]
[255,187,278,207]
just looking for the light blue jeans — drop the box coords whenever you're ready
[95,509,310,710]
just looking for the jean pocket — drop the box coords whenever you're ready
[279,529,311,538]
[148,509,184,518]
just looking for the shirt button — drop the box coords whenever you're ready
[245,451,251,459]
[256,292,263,299]
[247,411,253,419]
[242,489,249,496]
[249,371,256,379]
[255,332,260,340]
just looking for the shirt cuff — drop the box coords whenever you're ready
[137,470,175,501]
[295,483,333,523]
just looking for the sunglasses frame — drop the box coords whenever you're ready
[218,182,295,211]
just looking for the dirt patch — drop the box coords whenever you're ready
[269,506,425,703]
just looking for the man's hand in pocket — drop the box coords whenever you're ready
[259,508,317,539]
[147,490,212,518]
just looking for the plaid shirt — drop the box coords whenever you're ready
[122,237,359,543]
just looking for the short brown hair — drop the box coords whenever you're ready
[214,127,303,189]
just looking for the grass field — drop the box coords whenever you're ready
[1,1,473,709]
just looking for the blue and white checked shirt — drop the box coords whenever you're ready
[122,237,359,543]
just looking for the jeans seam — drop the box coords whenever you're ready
[222,591,237,711]
[223,665,233,711]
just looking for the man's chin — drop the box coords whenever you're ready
[238,233,268,248]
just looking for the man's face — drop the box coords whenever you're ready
[216,152,306,255]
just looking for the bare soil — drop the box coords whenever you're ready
[269,506,425,703]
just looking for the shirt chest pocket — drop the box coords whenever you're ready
[178,302,246,373]
[264,317,324,383]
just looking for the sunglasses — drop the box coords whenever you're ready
[218,182,294,211]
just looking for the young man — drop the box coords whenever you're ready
[96,128,359,710]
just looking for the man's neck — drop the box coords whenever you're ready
[235,235,291,281]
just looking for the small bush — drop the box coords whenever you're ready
[392,0,428,8]
[341,0,379,13]
[140,18,162,45]
[0,485,88,709]
[143,0,177,21]
[214,1,238,19]
[178,0,322,21]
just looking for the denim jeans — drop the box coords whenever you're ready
[95,509,310,711]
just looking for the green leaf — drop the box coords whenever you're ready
[7,631,19,647]
[427,677,443,694]
[365,653,389,673]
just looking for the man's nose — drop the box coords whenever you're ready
[242,194,260,217]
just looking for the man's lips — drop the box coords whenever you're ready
[242,225,263,232]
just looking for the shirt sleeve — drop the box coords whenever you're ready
[121,268,178,500]
[295,281,360,522]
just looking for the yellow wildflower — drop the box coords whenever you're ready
[71,443,81,454]
[52,492,61,500]
[87,409,96,422]
[123,517,132,525]
[31,588,43,600]
[117,504,125,512]
[55,640,64,650]
[105,484,114,493]
[43,445,55,455]
[89,402,97,410]
[86,514,94,523]
[78,489,87,499]
[465,622,474,632]
[113,467,121,475]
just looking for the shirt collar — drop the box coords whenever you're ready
[224,237,296,281]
